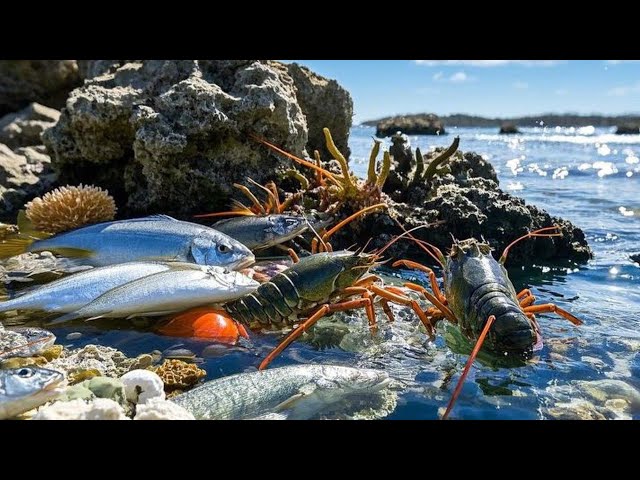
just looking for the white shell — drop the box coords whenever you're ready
[134,398,195,420]
[120,369,165,404]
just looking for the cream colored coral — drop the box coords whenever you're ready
[33,398,128,420]
[120,369,165,404]
[25,184,116,234]
[134,398,195,420]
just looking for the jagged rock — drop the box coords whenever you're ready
[43,60,352,217]
[631,253,640,264]
[499,123,520,134]
[284,62,353,159]
[0,103,60,148]
[0,61,81,116]
[0,143,56,220]
[376,114,445,137]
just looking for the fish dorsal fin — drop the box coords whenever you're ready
[17,210,51,240]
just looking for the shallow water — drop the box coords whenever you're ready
[3,125,640,419]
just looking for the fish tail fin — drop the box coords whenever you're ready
[0,236,34,258]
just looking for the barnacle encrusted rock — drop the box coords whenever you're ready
[43,60,353,217]
[150,359,206,392]
[25,184,117,234]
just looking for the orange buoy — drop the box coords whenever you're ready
[156,307,249,344]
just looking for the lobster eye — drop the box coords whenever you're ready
[218,244,230,253]
[18,368,34,378]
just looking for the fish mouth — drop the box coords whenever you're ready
[43,374,67,393]
[234,255,256,270]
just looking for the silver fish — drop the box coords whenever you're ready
[52,266,259,323]
[0,367,66,419]
[0,261,191,314]
[16,215,254,269]
[171,364,392,420]
[0,327,56,358]
[212,215,308,250]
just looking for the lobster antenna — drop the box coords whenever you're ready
[499,226,563,265]
[442,314,496,420]
[373,224,433,258]
[303,214,329,253]
[392,217,446,268]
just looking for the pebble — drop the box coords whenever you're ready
[66,332,83,340]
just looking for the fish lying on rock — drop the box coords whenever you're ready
[212,215,309,251]
[0,262,186,315]
[0,215,254,270]
[0,367,66,419]
[50,266,259,324]
[172,364,394,420]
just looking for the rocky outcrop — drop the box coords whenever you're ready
[499,123,520,134]
[0,103,60,149]
[0,144,56,220]
[375,114,445,137]
[284,62,353,159]
[631,254,640,264]
[330,144,591,265]
[43,60,353,217]
[616,124,640,135]
[0,61,81,116]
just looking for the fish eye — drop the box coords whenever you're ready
[18,368,34,378]
[217,244,230,253]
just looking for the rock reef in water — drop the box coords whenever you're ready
[631,253,640,264]
[615,124,640,135]
[43,60,353,217]
[375,114,445,137]
[499,123,520,134]
[330,144,592,264]
[0,61,81,116]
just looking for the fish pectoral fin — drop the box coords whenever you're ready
[125,310,176,319]
[44,247,95,259]
[46,311,83,325]
[16,210,51,240]
[273,392,308,413]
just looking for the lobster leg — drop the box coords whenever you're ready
[522,303,583,326]
[259,297,373,370]
[442,315,496,420]
[403,282,458,325]
[393,259,447,304]
[516,288,532,300]
[287,248,300,264]
[369,284,435,337]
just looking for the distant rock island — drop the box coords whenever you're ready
[363,113,640,136]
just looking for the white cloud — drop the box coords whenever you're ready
[415,60,563,67]
[512,81,529,89]
[450,72,469,83]
[432,71,475,84]
[555,89,568,96]
[607,82,640,96]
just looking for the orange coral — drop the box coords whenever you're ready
[25,184,117,234]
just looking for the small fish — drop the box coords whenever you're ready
[212,215,308,251]
[0,215,255,270]
[51,266,260,324]
[1,328,56,358]
[0,367,66,419]
[171,364,392,420]
[0,261,188,314]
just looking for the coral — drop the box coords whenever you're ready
[150,359,206,392]
[133,398,195,420]
[40,345,63,361]
[25,184,117,234]
[33,398,128,420]
[0,223,18,240]
[45,344,137,379]
[120,369,165,404]
[67,369,102,385]
[0,356,48,369]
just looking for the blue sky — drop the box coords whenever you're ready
[284,60,640,123]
